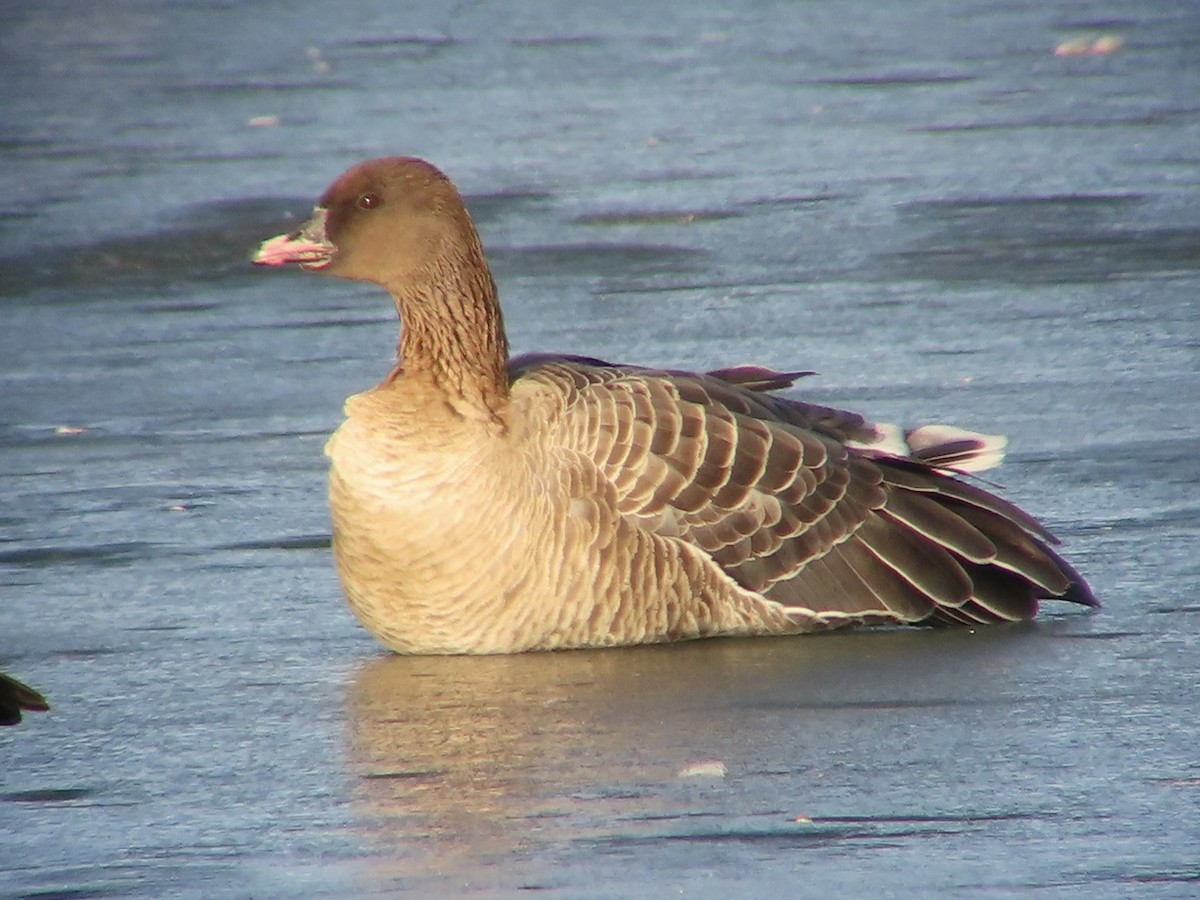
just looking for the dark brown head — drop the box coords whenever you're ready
[253,157,478,287]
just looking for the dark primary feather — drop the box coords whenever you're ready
[513,355,1097,627]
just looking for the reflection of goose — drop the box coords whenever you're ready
[343,629,1041,889]
[255,156,1096,655]
[346,650,626,875]
[343,642,759,879]
[0,672,49,726]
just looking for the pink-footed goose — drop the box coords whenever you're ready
[254,156,1096,655]
[0,672,49,726]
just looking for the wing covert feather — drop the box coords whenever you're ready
[513,358,1095,628]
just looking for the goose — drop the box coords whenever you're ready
[253,156,1096,654]
[0,672,49,726]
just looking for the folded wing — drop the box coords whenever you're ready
[514,356,1096,628]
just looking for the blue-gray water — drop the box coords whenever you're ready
[2,1,1199,897]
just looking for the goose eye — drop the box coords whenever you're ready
[357,192,382,210]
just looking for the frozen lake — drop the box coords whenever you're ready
[2,1,1199,896]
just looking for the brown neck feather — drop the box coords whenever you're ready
[389,227,510,423]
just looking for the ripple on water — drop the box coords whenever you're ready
[1,787,96,803]
[877,193,1200,284]
[0,542,161,568]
